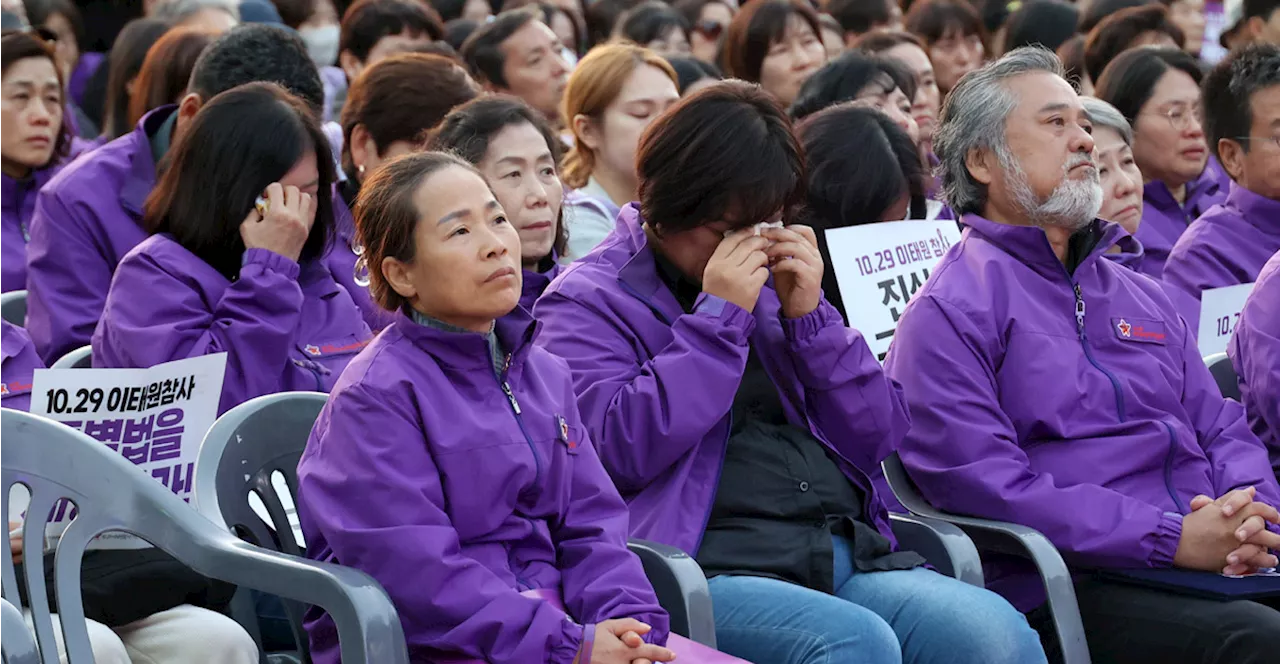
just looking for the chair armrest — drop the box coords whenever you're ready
[627,539,716,649]
[889,512,984,587]
[905,511,1088,664]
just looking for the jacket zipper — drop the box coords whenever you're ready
[292,358,330,391]
[1071,283,1184,514]
[496,351,542,490]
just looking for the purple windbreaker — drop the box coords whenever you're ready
[884,213,1280,611]
[521,259,563,313]
[1,321,42,412]
[1135,158,1228,279]
[533,204,912,556]
[296,308,669,664]
[1229,249,1280,478]
[2,162,63,292]
[91,235,371,415]
[1164,182,1280,326]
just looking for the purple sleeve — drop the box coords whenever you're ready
[534,291,752,493]
[550,370,669,643]
[885,295,1184,569]
[1230,284,1280,480]
[92,248,305,414]
[298,382,584,664]
[25,188,113,364]
[782,300,910,474]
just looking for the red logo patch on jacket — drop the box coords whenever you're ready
[1111,317,1167,345]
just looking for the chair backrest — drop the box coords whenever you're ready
[881,452,938,518]
[51,345,93,369]
[3,407,409,664]
[193,392,328,654]
[2,596,39,664]
[1,290,27,326]
[1203,352,1241,401]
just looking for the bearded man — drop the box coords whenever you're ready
[883,47,1280,664]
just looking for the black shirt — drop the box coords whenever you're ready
[650,250,924,594]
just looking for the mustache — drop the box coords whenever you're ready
[1065,152,1098,177]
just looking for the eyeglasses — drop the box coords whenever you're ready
[694,20,723,40]
[1231,135,1280,150]
[1142,104,1202,132]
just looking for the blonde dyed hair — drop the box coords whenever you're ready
[560,42,677,189]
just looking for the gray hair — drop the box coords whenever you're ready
[154,0,240,22]
[934,46,1066,216]
[1080,96,1134,147]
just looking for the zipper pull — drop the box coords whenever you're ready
[1073,283,1086,335]
[502,382,521,414]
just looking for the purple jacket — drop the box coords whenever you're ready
[296,309,668,664]
[24,106,174,364]
[1,321,42,412]
[1229,249,1280,477]
[91,235,372,415]
[1136,159,1228,279]
[67,53,105,108]
[521,259,563,313]
[1164,182,1280,327]
[533,204,911,556]
[883,213,1280,611]
[2,163,63,292]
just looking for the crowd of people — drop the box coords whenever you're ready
[2,0,1279,662]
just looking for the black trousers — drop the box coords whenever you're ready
[1029,576,1280,664]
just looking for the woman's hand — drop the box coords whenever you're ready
[763,225,824,319]
[575,619,676,664]
[240,182,316,262]
[9,520,24,565]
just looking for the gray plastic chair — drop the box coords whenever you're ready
[51,345,93,369]
[1,407,409,664]
[1,290,27,326]
[2,596,39,664]
[883,452,1090,664]
[1203,352,1241,401]
[192,392,721,648]
[888,512,984,586]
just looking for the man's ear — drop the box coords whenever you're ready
[965,147,995,186]
[175,92,203,131]
[1217,138,1246,183]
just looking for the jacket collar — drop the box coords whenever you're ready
[1144,163,1225,219]
[1225,180,1280,236]
[394,304,539,371]
[120,105,178,220]
[1,160,59,211]
[1104,229,1146,270]
[960,213,1126,281]
[613,204,690,325]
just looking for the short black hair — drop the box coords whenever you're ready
[664,55,722,94]
[144,82,337,280]
[430,0,469,22]
[460,7,540,87]
[444,17,480,51]
[637,80,805,235]
[798,103,924,324]
[585,0,641,48]
[1083,4,1184,82]
[1244,0,1280,22]
[1095,46,1202,125]
[614,1,690,45]
[826,0,892,36]
[24,0,83,47]
[425,95,568,258]
[790,51,915,120]
[340,0,445,64]
[1202,42,1280,165]
[904,0,986,47]
[720,0,823,83]
[188,24,325,114]
[1004,0,1079,53]
[1079,0,1155,33]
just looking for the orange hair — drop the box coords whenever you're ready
[560,42,677,189]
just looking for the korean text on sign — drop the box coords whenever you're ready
[1196,283,1255,356]
[826,220,963,360]
[28,353,226,549]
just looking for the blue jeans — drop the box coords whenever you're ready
[706,536,1047,664]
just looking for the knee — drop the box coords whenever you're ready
[84,618,131,664]
[804,608,901,664]
[186,609,260,664]
[915,586,1047,664]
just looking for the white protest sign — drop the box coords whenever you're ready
[1197,283,1256,356]
[826,219,962,359]
[27,353,226,549]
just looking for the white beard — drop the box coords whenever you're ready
[1004,151,1103,231]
